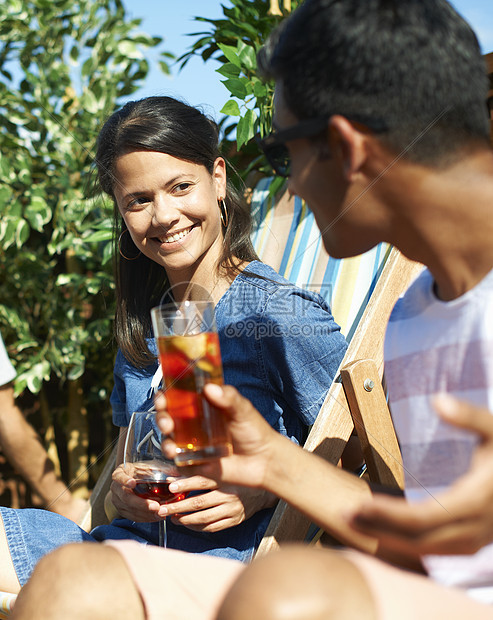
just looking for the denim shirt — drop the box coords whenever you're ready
[107,261,347,561]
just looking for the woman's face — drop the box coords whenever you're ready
[113,150,227,281]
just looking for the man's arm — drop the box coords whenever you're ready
[157,385,377,554]
[0,383,86,521]
[161,387,493,572]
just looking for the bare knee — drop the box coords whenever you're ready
[217,545,377,620]
[12,543,144,620]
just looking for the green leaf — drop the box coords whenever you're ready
[26,373,42,393]
[16,340,38,352]
[237,43,256,71]
[69,45,79,62]
[18,168,31,184]
[131,33,159,46]
[15,219,29,247]
[217,43,241,68]
[216,63,241,78]
[83,230,113,243]
[25,196,51,231]
[0,218,17,249]
[21,360,51,394]
[55,274,73,286]
[236,108,256,148]
[222,78,247,99]
[68,364,84,380]
[117,40,143,60]
[220,99,241,116]
[0,155,12,181]
[81,56,94,77]
[82,89,101,114]
[158,60,171,76]
[253,81,267,98]
[0,186,12,206]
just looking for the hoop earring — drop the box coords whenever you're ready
[219,199,229,228]
[118,229,141,261]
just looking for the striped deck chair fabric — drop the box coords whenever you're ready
[0,592,15,619]
[250,177,391,341]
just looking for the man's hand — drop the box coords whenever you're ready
[155,384,282,490]
[349,395,493,560]
[156,383,379,552]
[152,385,280,531]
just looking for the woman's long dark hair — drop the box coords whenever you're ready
[95,96,258,367]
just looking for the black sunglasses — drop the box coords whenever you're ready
[256,117,329,178]
[256,114,388,178]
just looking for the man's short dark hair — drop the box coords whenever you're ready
[258,0,490,164]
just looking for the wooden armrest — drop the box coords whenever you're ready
[340,358,404,491]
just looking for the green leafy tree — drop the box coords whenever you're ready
[0,0,172,500]
[181,0,301,192]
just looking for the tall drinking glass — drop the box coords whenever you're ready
[124,411,188,546]
[151,301,232,465]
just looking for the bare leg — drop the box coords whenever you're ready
[343,549,493,620]
[0,514,21,594]
[217,546,493,620]
[217,545,377,620]
[11,543,145,620]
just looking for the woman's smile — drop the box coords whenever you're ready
[154,223,198,247]
[159,224,195,244]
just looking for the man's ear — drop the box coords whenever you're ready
[328,115,368,181]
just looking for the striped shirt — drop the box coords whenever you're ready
[385,266,493,604]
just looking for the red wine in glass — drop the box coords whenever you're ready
[124,411,187,547]
[133,478,188,504]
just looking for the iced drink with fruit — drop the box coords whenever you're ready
[151,301,232,465]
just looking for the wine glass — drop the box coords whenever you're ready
[124,410,187,547]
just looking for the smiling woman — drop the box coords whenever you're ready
[95,96,258,368]
[0,95,348,593]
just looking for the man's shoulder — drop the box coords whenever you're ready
[388,266,430,323]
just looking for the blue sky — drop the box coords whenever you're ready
[124,0,233,119]
[125,0,493,120]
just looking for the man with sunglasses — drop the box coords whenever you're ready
[209,0,493,615]
[9,0,493,618]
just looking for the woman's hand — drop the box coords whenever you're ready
[157,475,277,532]
[109,464,163,523]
